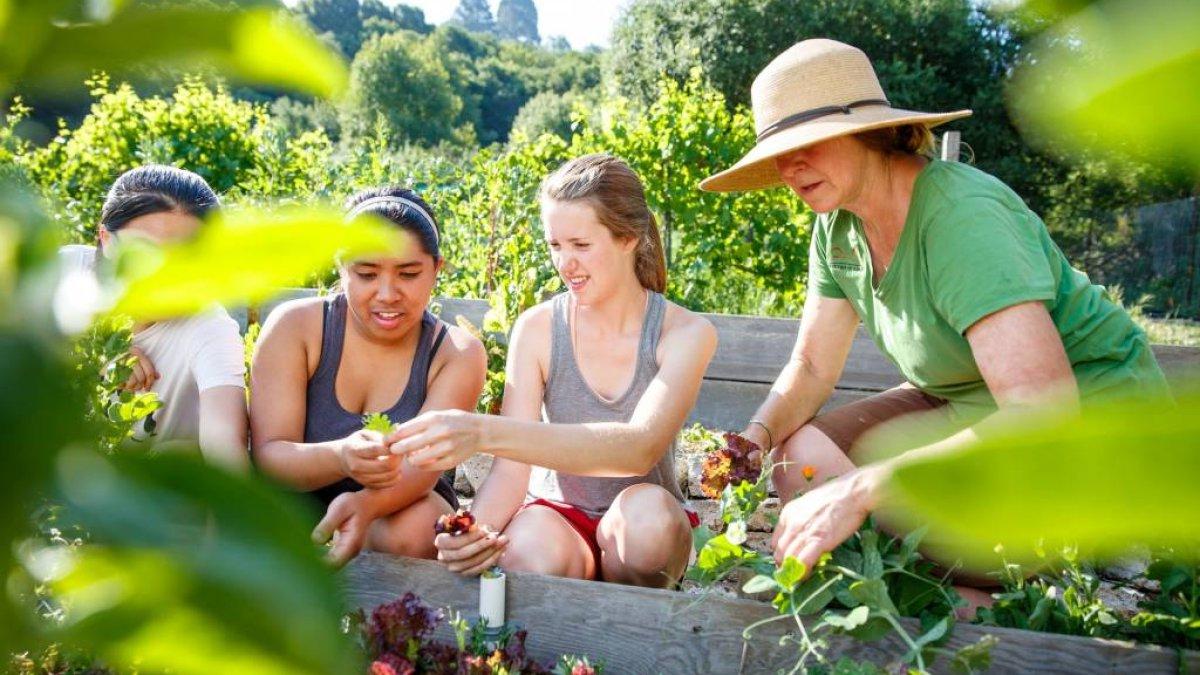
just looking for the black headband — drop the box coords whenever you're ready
[756,98,891,142]
[346,195,439,246]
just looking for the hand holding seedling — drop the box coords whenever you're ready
[433,509,508,577]
[339,413,404,488]
[386,409,483,472]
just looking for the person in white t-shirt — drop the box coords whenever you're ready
[61,165,248,471]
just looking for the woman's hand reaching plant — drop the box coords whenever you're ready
[387,410,485,472]
[771,465,886,569]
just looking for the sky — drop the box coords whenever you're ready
[317,1,631,50]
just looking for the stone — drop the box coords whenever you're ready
[455,453,494,497]
[689,497,780,533]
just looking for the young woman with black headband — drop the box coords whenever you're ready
[250,187,485,565]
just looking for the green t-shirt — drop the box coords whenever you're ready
[809,159,1169,422]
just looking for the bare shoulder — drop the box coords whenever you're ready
[437,322,486,364]
[508,298,556,352]
[512,299,554,337]
[661,299,717,346]
[257,295,324,350]
[508,299,555,375]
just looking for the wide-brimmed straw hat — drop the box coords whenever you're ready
[700,39,972,193]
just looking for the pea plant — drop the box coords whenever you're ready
[71,315,161,455]
[362,412,395,435]
[686,430,994,674]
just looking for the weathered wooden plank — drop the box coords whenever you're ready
[703,312,905,389]
[343,553,1194,674]
[691,379,873,431]
[1182,649,1200,674]
[1152,344,1200,392]
[435,297,489,330]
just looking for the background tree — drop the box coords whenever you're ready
[450,0,496,35]
[497,0,540,44]
[511,90,584,141]
[393,3,434,34]
[360,0,433,43]
[340,31,465,147]
[544,35,572,52]
[296,0,363,57]
[423,25,601,146]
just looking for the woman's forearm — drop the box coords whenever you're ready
[483,416,664,477]
[469,462,529,533]
[356,468,443,518]
[199,430,251,473]
[254,439,346,490]
[745,357,836,449]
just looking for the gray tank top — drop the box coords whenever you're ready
[303,293,456,509]
[528,291,687,517]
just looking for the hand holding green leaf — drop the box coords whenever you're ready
[362,412,395,435]
[340,428,402,489]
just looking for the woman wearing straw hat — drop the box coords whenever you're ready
[701,39,1169,594]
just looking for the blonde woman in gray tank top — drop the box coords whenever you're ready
[389,155,717,588]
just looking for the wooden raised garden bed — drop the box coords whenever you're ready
[342,554,1199,674]
[238,294,1200,674]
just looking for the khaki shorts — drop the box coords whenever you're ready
[809,384,954,459]
[810,385,1001,585]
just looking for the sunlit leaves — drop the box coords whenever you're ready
[0,2,346,100]
[1008,0,1200,177]
[887,395,1200,566]
[109,206,402,321]
[0,331,87,653]
[40,449,360,675]
[228,9,348,99]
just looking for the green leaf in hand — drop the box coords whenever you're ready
[362,412,394,434]
[773,556,806,590]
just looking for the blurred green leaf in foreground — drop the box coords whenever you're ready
[1008,0,1200,178]
[21,450,361,675]
[1,1,346,100]
[108,206,402,322]
[886,393,1200,568]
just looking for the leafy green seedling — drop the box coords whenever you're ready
[362,412,394,434]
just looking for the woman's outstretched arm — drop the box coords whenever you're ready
[389,305,717,477]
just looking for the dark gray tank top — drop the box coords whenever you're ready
[303,293,456,508]
[528,291,687,517]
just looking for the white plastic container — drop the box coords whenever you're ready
[479,567,506,629]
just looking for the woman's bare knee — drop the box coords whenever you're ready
[772,424,856,499]
[499,507,592,579]
[599,485,691,587]
[367,493,452,559]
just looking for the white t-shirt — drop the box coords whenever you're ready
[59,245,246,444]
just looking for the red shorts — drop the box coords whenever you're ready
[520,498,700,578]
